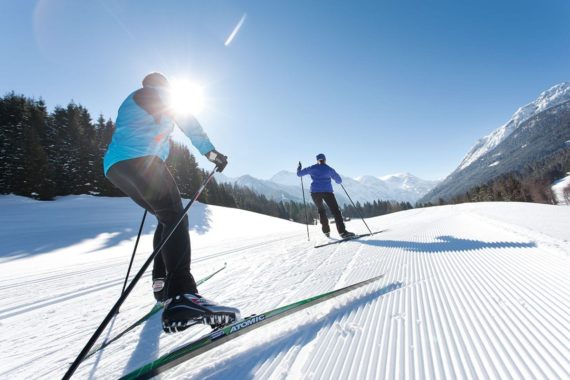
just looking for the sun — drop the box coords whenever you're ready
[169,79,205,117]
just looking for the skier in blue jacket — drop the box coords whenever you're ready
[297,154,355,238]
[104,72,240,333]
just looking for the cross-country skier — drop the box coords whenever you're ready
[297,153,355,238]
[104,72,240,333]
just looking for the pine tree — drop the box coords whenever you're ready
[0,93,29,195]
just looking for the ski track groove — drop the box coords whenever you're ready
[442,243,528,379]
[0,234,299,320]
[0,260,125,291]
[283,219,569,380]
[436,247,495,379]
[448,247,546,378]
[426,242,469,380]
[470,249,568,376]
[460,218,563,375]
[476,239,569,334]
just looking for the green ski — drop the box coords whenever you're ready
[121,273,385,380]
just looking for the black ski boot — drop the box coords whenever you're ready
[162,293,241,333]
[340,231,356,239]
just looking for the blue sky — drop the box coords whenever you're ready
[1,0,569,180]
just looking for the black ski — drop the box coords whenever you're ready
[120,274,384,380]
[314,230,385,248]
[85,263,227,360]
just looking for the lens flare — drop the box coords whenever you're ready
[169,80,205,116]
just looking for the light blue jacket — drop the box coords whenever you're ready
[103,87,214,175]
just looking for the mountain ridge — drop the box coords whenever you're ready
[421,82,570,203]
[458,82,570,171]
[216,171,439,205]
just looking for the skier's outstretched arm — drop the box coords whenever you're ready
[174,114,228,172]
[331,168,342,184]
[297,164,311,177]
[175,114,215,155]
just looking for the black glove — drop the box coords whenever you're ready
[206,150,228,172]
[297,162,302,172]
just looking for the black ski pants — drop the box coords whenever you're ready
[106,155,197,297]
[311,192,346,234]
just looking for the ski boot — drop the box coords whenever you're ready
[162,293,241,333]
[340,231,356,239]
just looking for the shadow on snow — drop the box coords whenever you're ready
[0,196,212,261]
[358,235,536,253]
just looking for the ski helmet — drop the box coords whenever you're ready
[316,153,326,161]
[142,72,170,88]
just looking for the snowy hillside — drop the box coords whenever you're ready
[1,196,569,379]
[217,171,438,204]
[422,82,570,203]
[552,174,570,205]
[458,82,570,171]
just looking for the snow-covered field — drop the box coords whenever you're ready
[0,195,569,379]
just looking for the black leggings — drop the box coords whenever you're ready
[107,156,197,297]
[311,192,347,234]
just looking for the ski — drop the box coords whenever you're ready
[314,230,385,248]
[85,263,227,360]
[120,274,385,380]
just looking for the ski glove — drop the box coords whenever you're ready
[206,150,228,172]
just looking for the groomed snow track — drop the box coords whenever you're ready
[0,196,568,379]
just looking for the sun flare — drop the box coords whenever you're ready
[169,80,205,117]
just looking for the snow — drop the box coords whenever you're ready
[1,196,569,379]
[552,174,570,205]
[489,161,500,167]
[458,82,570,171]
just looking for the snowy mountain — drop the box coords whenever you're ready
[215,173,302,202]
[1,195,568,379]
[458,82,570,171]
[270,170,301,187]
[422,82,570,203]
[216,171,438,205]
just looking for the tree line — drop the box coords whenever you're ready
[342,200,413,219]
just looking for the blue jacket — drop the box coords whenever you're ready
[297,163,342,193]
[103,87,215,175]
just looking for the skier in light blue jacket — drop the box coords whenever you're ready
[105,72,240,333]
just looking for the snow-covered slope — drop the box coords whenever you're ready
[217,171,438,204]
[1,196,569,379]
[458,82,570,171]
[552,173,570,205]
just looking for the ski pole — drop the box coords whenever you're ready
[340,183,372,234]
[120,210,147,298]
[63,166,218,380]
[299,162,310,241]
